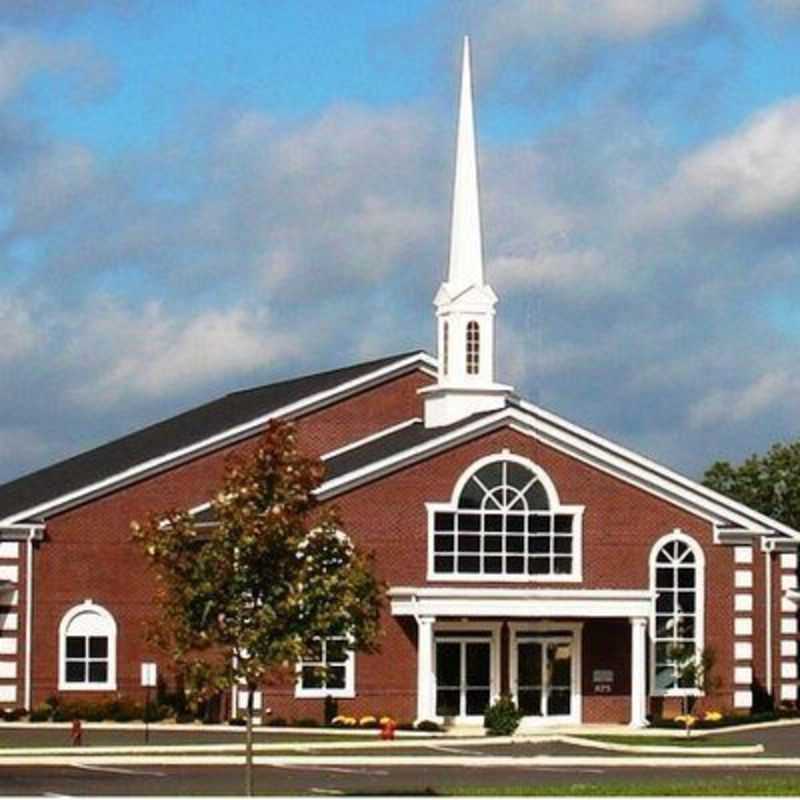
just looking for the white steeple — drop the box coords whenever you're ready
[422,37,513,428]
[447,35,484,292]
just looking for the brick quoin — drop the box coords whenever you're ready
[22,368,757,723]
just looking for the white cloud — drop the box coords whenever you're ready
[14,142,97,233]
[758,0,800,15]
[643,97,800,225]
[482,0,711,46]
[0,32,105,105]
[689,369,800,428]
[64,299,300,408]
[0,296,40,362]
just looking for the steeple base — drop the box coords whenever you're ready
[420,383,514,428]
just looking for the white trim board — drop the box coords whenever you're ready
[0,353,436,526]
[317,405,797,540]
[389,586,654,619]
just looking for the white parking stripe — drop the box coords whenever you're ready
[70,762,165,777]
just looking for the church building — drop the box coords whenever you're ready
[0,39,798,727]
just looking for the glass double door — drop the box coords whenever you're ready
[515,636,573,719]
[435,638,492,719]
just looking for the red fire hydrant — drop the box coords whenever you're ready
[380,718,396,741]
[71,718,83,747]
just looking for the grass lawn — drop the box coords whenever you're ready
[444,776,800,796]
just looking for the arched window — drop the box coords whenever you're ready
[650,532,704,694]
[59,601,117,691]
[443,322,449,377]
[429,455,583,580]
[466,321,480,375]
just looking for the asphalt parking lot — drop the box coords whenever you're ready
[0,723,798,795]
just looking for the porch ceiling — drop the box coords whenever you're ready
[389,586,654,619]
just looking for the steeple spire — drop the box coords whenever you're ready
[421,37,514,428]
[448,36,484,291]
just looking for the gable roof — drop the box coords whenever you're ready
[323,413,496,482]
[0,351,433,525]
[315,400,800,542]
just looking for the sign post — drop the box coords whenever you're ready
[141,662,157,745]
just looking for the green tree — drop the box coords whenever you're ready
[667,642,719,734]
[702,441,800,530]
[132,420,384,796]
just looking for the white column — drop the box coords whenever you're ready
[416,616,436,722]
[630,616,649,728]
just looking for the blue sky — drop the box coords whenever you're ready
[2,0,800,483]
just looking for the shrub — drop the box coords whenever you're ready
[414,719,443,732]
[293,717,319,728]
[1,707,26,722]
[265,716,288,727]
[228,716,247,726]
[29,704,52,722]
[359,715,379,728]
[484,696,522,736]
[108,699,143,722]
[175,711,195,724]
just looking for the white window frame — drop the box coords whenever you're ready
[649,530,705,698]
[295,637,356,699]
[427,452,584,583]
[58,600,117,692]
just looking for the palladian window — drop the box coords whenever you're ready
[429,456,583,580]
[650,533,704,694]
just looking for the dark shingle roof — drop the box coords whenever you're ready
[188,411,499,526]
[0,351,425,522]
[323,412,497,483]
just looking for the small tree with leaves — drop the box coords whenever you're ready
[668,642,719,735]
[132,420,384,796]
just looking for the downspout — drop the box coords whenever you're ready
[765,545,773,697]
[24,527,35,710]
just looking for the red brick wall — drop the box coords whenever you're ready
[250,428,738,721]
[30,368,432,705]
[29,390,740,722]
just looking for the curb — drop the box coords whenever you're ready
[556,735,763,756]
[0,754,794,768]
[0,721,439,738]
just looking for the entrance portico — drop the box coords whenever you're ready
[389,587,653,728]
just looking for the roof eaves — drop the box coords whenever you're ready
[0,351,434,526]
[516,398,800,541]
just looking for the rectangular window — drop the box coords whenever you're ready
[431,510,578,579]
[64,635,109,687]
[296,637,355,698]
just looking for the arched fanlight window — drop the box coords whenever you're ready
[650,532,705,694]
[466,321,480,375]
[429,456,583,580]
[58,601,117,691]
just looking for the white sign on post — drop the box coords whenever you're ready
[141,662,157,688]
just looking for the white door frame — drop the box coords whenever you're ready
[509,621,583,725]
[432,621,502,724]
